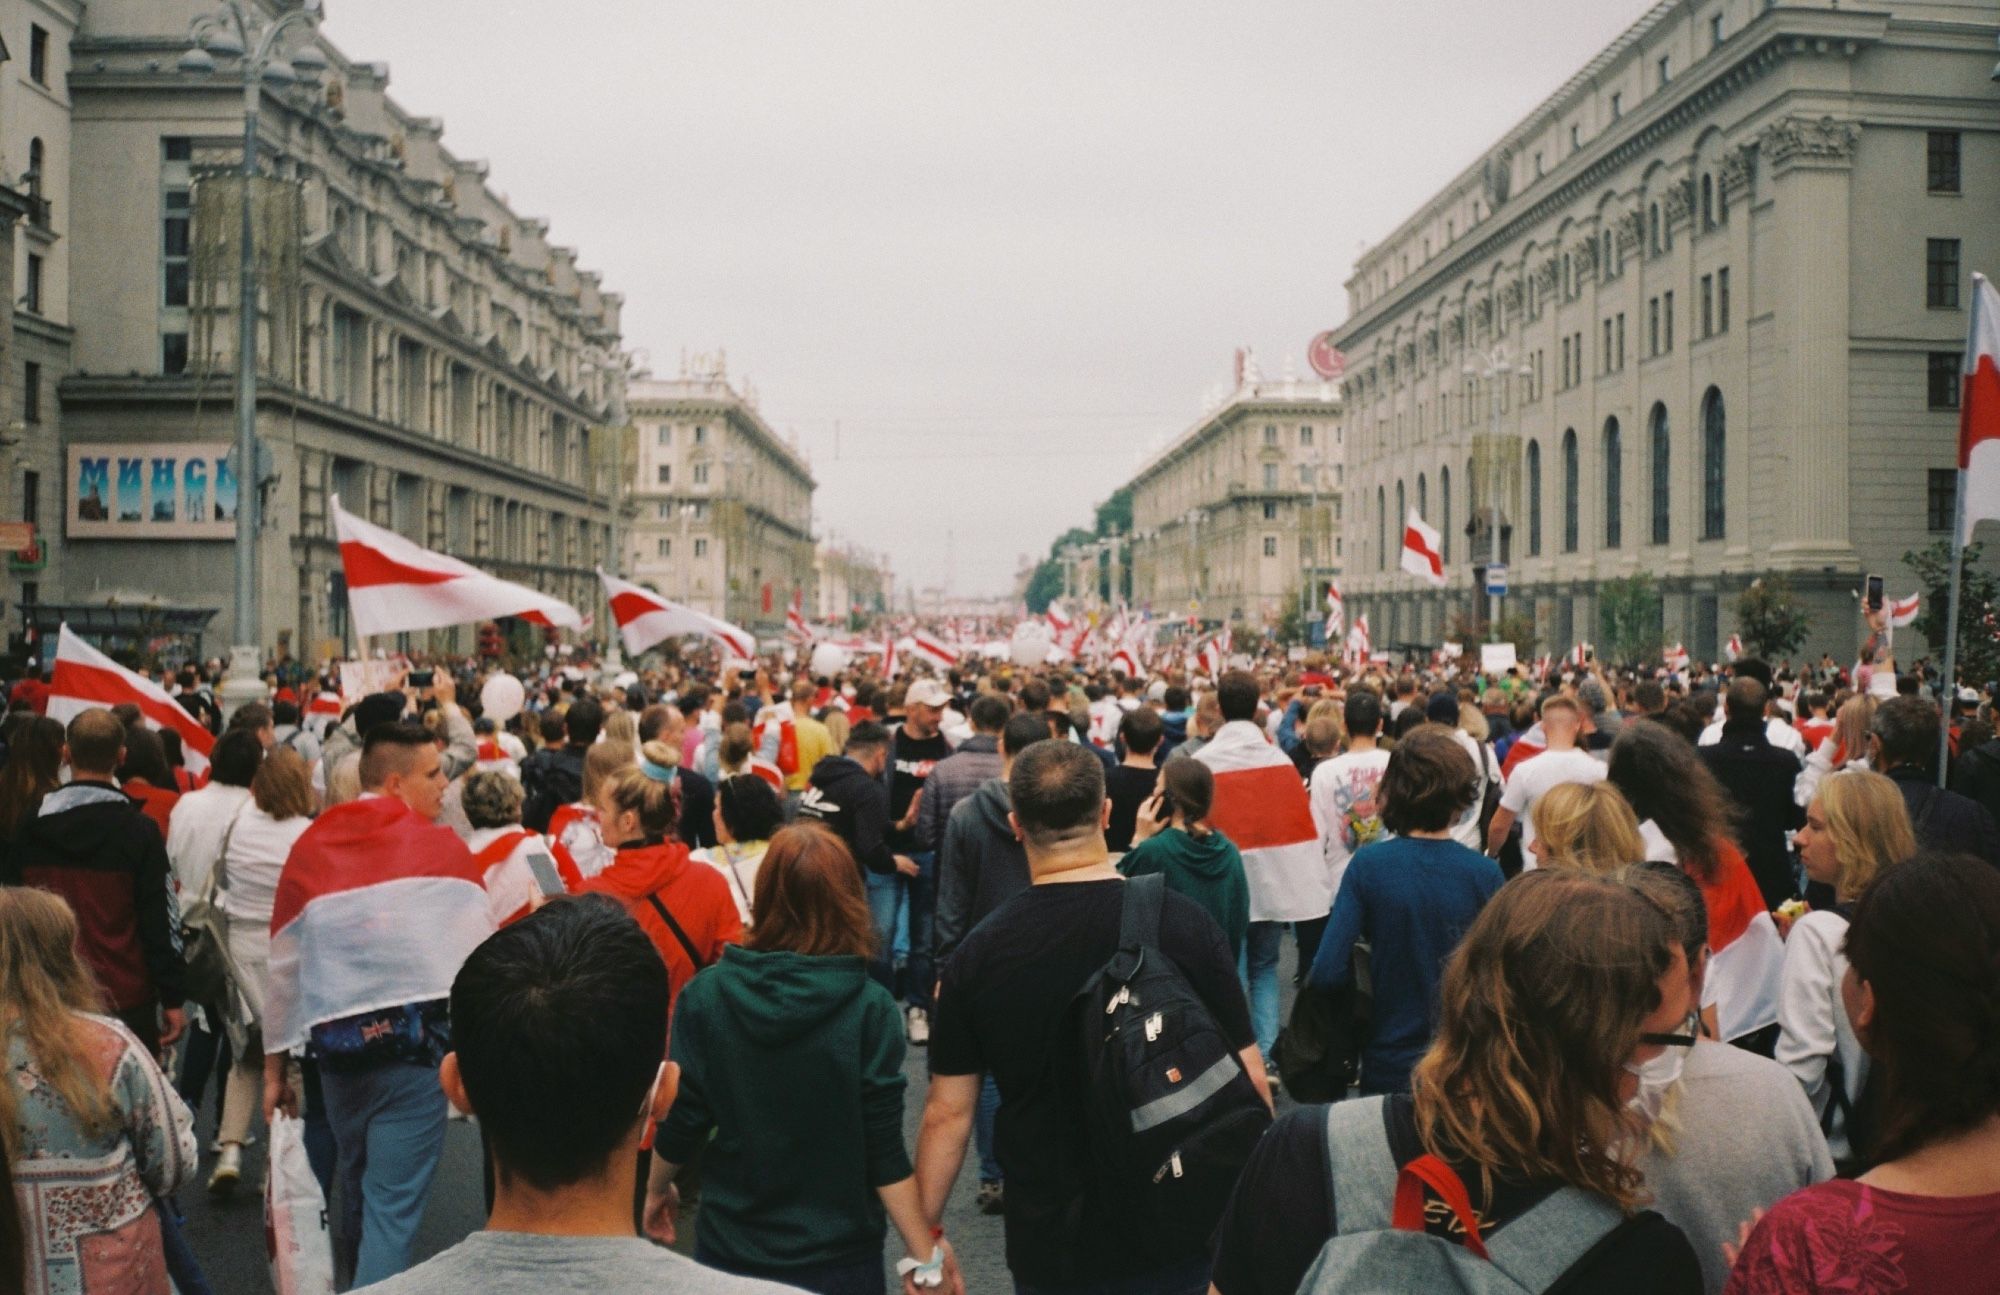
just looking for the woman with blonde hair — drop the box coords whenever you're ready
[549,739,636,878]
[1776,768,1916,1169]
[206,745,316,1196]
[2,888,197,1295]
[1530,781,1647,873]
[1212,870,1702,1292]
[1793,693,1875,809]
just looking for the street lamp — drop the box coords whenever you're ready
[581,345,646,679]
[1461,345,1533,640]
[181,0,324,717]
[1183,508,1206,614]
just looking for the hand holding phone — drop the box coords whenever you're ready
[524,850,567,898]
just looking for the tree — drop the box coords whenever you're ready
[1597,574,1664,668]
[1736,575,1811,661]
[1905,539,2000,685]
[1024,560,1064,614]
[1093,487,1133,540]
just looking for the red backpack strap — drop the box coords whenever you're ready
[1391,1153,1491,1261]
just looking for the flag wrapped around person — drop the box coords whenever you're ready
[333,495,582,638]
[598,570,756,660]
[47,625,215,776]
[1194,717,1327,922]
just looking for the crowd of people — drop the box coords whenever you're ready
[1,615,1998,1293]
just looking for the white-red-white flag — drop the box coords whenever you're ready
[597,570,756,660]
[1664,642,1690,672]
[880,628,901,679]
[1045,600,1073,637]
[1889,593,1922,628]
[1345,613,1371,662]
[910,630,958,671]
[1111,646,1146,680]
[47,625,216,776]
[333,495,581,638]
[1401,510,1446,587]
[1958,272,2000,543]
[1323,581,1344,638]
[1726,633,1744,662]
[786,590,811,642]
[1196,638,1223,678]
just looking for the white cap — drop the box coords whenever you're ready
[906,679,953,709]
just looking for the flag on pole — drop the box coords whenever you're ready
[786,590,811,642]
[1345,613,1371,662]
[1111,646,1146,680]
[1664,643,1690,673]
[1725,633,1744,662]
[880,629,901,679]
[1889,592,1922,628]
[1401,510,1446,587]
[1196,637,1223,678]
[1045,600,1073,637]
[1957,272,2000,543]
[1566,641,1594,668]
[910,630,958,671]
[1323,581,1344,638]
[333,495,582,638]
[597,570,756,660]
[47,625,216,777]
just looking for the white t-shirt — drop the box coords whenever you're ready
[1499,746,1607,853]
[1307,748,1392,898]
[1449,730,1499,852]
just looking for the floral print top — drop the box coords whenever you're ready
[8,1013,197,1295]
[1726,1178,2000,1294]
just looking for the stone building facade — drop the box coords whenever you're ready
[1334,0,2000,663]
[20,0,624,662]
[626,364,815,637]
[1125,373,1342,627]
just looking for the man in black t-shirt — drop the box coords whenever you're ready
[1104,705,1162,853]
[917,740,1266,1295]
[890,679,956,1043]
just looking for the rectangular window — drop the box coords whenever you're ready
[1616,313,1626,367]
[1603,319,1613,370]
[1928,131,1962,195]
[1262,501,1277,521]
[29,24,48,85]
[1663,292,1674,351]
[1299,425,1313,447]
[1717,267,1730,332]
[693,425,707,444]
[1298,463,1313,487]
[1930,352,1963,410]
[1570,124,1581,152]
[657,537,672,558]
[1658,54,1670,86]
[1610,91,1622,119]
[693,538,708,558]
[656,426,671,446]
[23,254,43,314]
[656,464,671,485]
[1649,298,1660,355]
[22,362,40,424]
[1929,468,1957,532]
[1710,12,1725,47]
[1263,536,1278,558]
[162,333,189,375]
[1262,463,1279,490]
[1928,238,1961,308]
[1701,274,1714,338]
[22,471,38,526]
[693,462,710,485]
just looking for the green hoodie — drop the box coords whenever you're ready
[657,943,910,1271]
[1117,826,1251,959]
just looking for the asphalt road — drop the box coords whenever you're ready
[179,942,1302,1292]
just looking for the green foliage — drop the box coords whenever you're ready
[1905,540,2000,684]
[1275,603,1307,647]
[1735,575,1812,662]
[1024,559,1065,614]
[1597,574,1664,668]
[1094,487,1133,539]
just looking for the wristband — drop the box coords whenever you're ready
[895,1243,945,1288]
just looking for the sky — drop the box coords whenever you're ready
[321,0,1649,598]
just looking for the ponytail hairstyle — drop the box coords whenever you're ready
[1158,757,1214,837]
[1843,850,2000,1165]
[600,740,682,843]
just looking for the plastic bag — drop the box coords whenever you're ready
[265,1113,336,1295]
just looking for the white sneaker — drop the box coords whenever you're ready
[207,1143,242,1197]
[906,1006,930,1046]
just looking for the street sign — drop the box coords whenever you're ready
[1485,563,1508,597]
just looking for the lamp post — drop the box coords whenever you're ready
[582,345,644,680]
[1183,508,1206,619]
[1461,345,1533,640]
[180,0,325,717]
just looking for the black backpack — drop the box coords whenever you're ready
[1060,873,1272,1244]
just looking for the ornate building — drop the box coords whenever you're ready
[17,0,625,663]
[626,359,815,636]
[1125,365,1342,627]
[1334,0,1999,662]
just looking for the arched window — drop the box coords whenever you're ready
[1649,403,1670,545]
[1377,486,1387,571]
[1701,174,1714,229]
[1602,417,1622,549]
[1441,466,1453,564]
[1702,388,1726,539]
[1562,429,1580,553]
[1526,440,1543,557]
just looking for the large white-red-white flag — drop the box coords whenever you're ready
[1345,613,1371,662]
[1323,581,1344,638]
[786,590,811,642]
[1958,272,2000,542]
[1889,592,1922,628]
[333,495,581,638]
[597,570,756,660]
[1194,720,1327,922]
[910,630,958,671]
[1045,600,1073,637]
[1401,510,1446,587]
[47,625,216,777]
[880,629,901,679]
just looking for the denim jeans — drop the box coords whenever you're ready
[1244,920,1284,1063]
[864,869,903,992]
[1014,1255,1209,1295]
[975,1074,1002,1183]
[320,1059,449,1289]
[903,851,937,1012]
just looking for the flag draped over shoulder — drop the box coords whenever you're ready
[334,495,581,638]
[47,625,215,776]
[263,797,497,1052]
[1194,721,1326,923]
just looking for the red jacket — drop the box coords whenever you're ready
[122,777,180,842]
[579,839,742,1019]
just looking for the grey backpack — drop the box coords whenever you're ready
[1297,1098,1632,1294]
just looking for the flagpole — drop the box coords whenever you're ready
[1939,467,1968,786]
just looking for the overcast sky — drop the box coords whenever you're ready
[322,1,1646,598]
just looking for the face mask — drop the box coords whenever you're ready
[1624,1020,1694,1124]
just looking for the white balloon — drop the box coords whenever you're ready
[809,642,851,678]
[480,672,526,722]
[1010,622,1053,669]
